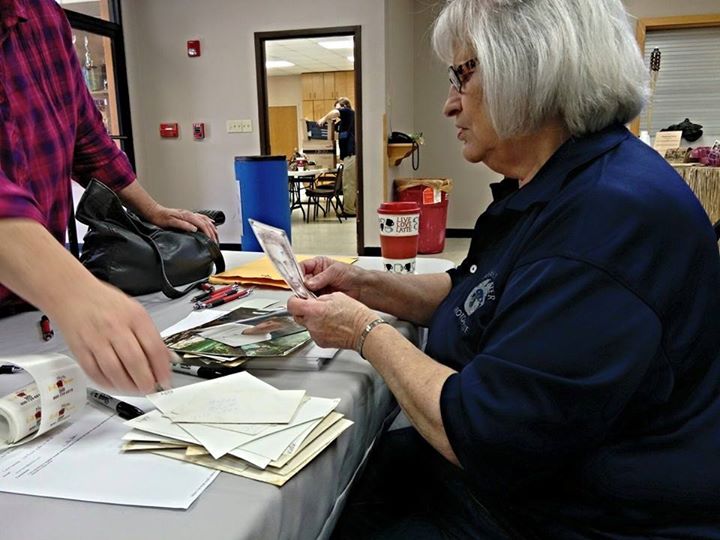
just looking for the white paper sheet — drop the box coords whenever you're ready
[176,422,269,463]
[121,429,187,444]
[239,298,280,309]
[170,396,338,461]
[0,406,217,509]
[160,309,231,338]
[148,372,305,424]
[124,410,201,445]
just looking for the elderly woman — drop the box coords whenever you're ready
[289,0,720,537]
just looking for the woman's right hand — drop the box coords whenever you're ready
[301,256,366,299]
[50,279,172,394]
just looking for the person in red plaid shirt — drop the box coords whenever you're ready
[0,0,218,393]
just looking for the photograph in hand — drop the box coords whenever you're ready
[248,220,316,299]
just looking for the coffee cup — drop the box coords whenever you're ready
[377,202,420,274]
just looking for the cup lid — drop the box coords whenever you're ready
[378,202,420,214]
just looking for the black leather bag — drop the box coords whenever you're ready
[76,180,225,298]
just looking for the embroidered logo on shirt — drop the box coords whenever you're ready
[464,277,496,316]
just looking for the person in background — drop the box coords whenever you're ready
[0,0,217,393]
[318,97,356,217]
[290,0,720,537]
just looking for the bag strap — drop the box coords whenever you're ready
[136,227,225,299]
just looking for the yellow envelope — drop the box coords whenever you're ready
[210,255,356,289]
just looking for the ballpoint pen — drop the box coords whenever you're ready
[0,364,23,374]
[194,288,252,310]
[191,286,216,302]
[192,284,238,304]
[86,388,145,420]
[171,362,244,380]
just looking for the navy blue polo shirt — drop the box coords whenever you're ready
[427,124,720,538]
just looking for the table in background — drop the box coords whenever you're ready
[672,164,720,224]
[0,251,454,540]
[288,168,328,221]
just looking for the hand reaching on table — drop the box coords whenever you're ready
[52,279,172,394]
[287,292,378,352]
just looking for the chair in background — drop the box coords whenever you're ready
[305,164,345,223]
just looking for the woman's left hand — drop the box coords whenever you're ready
[287,292,379,351]
[146,205,218,243]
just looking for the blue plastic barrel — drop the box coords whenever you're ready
[234,155,291,252]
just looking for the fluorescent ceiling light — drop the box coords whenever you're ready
[319,40,354,50]
[347,55,354,63]
[266,60,294,68]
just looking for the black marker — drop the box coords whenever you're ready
[87,388,145,420]
[0,364,23,374]
[171,362,243,380]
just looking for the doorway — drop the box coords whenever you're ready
[254,27,364,255]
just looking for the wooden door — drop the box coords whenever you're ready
[268,105,298,160]
[313,101,328,122]
[323,72,336,99]
[344,71,355,105]
[311,73,324,100]
[301,74,314,100]
[302,100,313,120]
[334,71,348,99]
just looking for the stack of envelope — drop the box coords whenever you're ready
[210,255,357,289]
[121,372,352,487]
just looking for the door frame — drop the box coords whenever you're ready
[254,26,365,254]
[63,7,135,169]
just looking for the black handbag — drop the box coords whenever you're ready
[76,180,225,298]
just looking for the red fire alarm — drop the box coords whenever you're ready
[160,123,179,138]
[193,122,205,140]
[187,40,201,57]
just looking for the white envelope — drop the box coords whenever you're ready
[148,371,305,424]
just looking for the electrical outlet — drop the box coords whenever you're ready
[227,119,252,133]
[226,120,243,133]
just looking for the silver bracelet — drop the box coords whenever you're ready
[356,318,390,358]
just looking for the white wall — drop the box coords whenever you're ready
[412,1,500,230]
[385,0,417,195]
[267,75,305,150]
[121,0,386,248]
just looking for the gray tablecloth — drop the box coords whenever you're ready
[0,253,453,540]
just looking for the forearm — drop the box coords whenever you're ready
[358,271,451,326]
[362,323,459,465]
[318,110,339,126]
[117,180,160,220]
[0,219,97,316]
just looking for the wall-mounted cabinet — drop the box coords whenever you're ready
[301,70,355,120]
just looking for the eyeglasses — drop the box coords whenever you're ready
[448,58,477,93]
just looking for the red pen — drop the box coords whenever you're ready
[195,288,252,310]
[191,284,234,303]
[191,285,217,302]
[206,284,240,301]
[39,315,54,341]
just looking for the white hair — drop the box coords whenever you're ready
[432,0,649,138]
